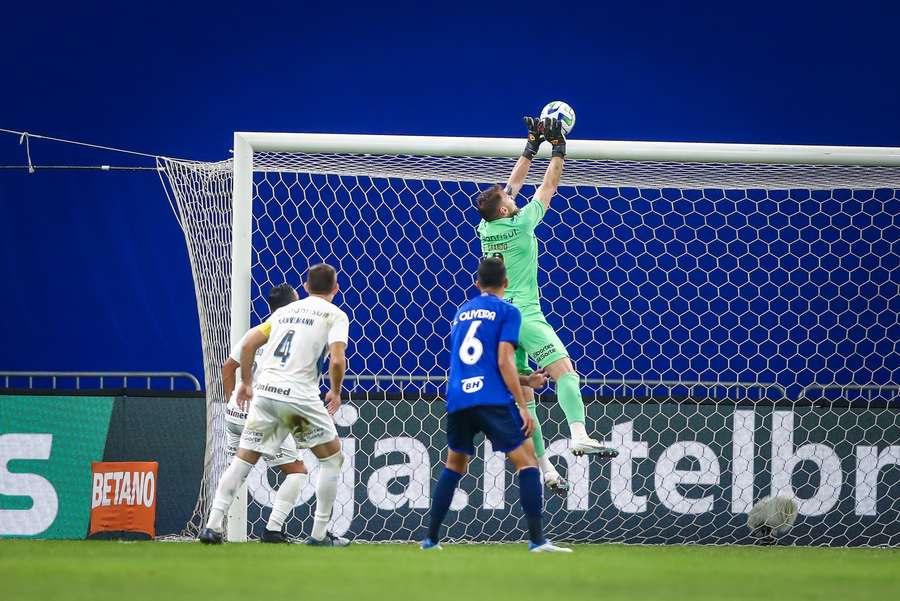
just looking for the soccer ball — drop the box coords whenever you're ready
[747,495,798,539]
[540,101,576,136]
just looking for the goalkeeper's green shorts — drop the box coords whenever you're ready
[514,305,570,375]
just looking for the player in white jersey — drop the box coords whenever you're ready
[220,283,308,543]
[201,264,350,546]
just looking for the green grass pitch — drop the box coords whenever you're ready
[2,540,898,601]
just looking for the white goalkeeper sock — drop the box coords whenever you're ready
[569,421,588,440]
[206,457,254,531]
[538,454,557,477]
[266,472,307,532]
[311,451,343,541]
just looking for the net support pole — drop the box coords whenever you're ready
[226,133,253,542]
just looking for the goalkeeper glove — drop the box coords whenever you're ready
[522,116,544,160]
[542,117,566,158]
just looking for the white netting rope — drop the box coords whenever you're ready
[162,152,899,546]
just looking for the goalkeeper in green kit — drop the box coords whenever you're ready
[476,116,618,493]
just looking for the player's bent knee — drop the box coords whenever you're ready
[545,357,576,380]
[446,450,469,474]
[279,460,307,474]
[321,449,343,468]
[311,437,342,459]
[511,455,538,471]
[507,442,538,470]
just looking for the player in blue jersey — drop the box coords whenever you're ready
[421,258,571,553]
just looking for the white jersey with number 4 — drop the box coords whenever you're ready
[225,329,268,425]
[255,295,350,403]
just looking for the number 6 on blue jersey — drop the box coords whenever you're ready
[459,320,483,365]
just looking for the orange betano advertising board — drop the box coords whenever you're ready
[89,461,158,538]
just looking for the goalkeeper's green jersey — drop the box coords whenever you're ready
[476,197,546,310]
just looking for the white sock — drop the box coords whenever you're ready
[569,421,588,440]
[538,454,556,477]
[206,457,254,531]
[266,472,307,532]
[311,451,344,540]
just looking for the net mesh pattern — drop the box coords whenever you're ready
[160,158,234,536]
[161,150,900,546]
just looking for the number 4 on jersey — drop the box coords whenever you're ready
[458,321,483,365]
[273,330,295,364]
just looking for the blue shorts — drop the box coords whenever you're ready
[446,404,527,456]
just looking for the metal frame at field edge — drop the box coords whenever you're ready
[0,371,201,391]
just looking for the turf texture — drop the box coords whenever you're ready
[1,540,898,601]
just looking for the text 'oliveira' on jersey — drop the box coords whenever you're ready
[446,293,522,413]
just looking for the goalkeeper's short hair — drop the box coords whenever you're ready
[476,185,504,221]
[477,257,506,289]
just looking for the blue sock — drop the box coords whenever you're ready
[518,466,545,545]
[427,467,462,543]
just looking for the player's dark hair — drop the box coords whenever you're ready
[267,284,297,312]
[307,263,338,294]
[476,184,504,221]
[477,257,506,289]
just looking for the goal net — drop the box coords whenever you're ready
[160,134,900,546]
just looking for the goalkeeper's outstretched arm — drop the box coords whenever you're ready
[534,118,566,211]
[505,117,546,198]
[505,156,532,199]
[534,156,564,211]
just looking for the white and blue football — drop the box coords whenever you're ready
[540,101,576,136]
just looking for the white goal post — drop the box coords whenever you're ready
[229,130,900,361]
[161,132,900,546]
[230,131,900,341]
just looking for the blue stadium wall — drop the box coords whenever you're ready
[2,2,900,385]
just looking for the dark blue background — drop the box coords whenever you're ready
[1,1,898,386]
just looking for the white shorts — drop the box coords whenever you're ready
[240,394,337,454]
[225,419,301,467]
